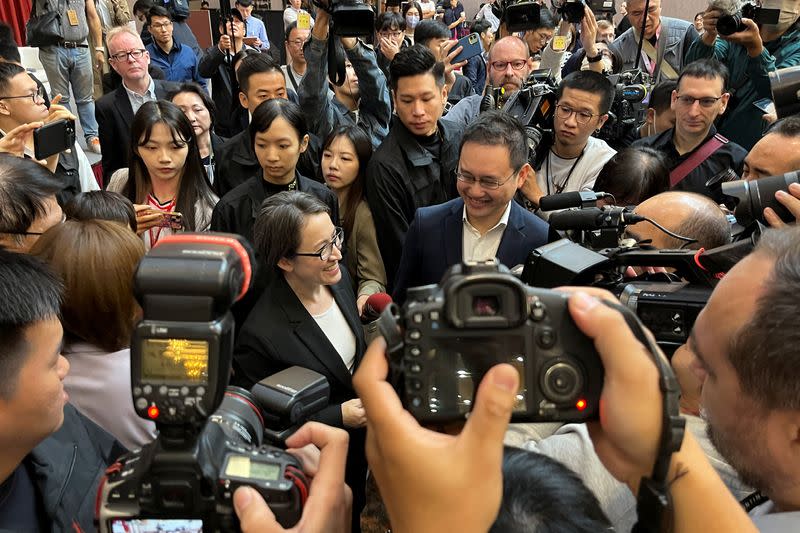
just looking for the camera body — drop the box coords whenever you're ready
[379,261,604,424]
[97,234,311,532]
[598,70,653,147]
[716,1,780,36]
[328,0,375,36]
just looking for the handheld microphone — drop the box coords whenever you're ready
[539,191,610,211]
[362,292,393,323]
[549,207,645,231]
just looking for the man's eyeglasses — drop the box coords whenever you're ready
[109,49,147,62]
[287,39,307,46]
[675,94,725,108]
[150,21,173,30]
[456,168,518,190]
[294,227,344,261]
[0,85,45,104]
[555,104,600,125]
[490,60,527,71]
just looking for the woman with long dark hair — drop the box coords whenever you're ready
[321,125,386,315]
[108,100,218,249]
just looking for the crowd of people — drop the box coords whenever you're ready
[3,0,800,531]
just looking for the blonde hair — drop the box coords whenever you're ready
[106,25,144,51]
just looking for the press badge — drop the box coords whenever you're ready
[551,35,568,52]
[297,12,311,30]
[67,9,80,26]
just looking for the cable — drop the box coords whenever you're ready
[641,216,698,245]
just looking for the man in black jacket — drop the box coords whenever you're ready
[0,250,125,531]
[95,26,178,182]
[366,45,462,290]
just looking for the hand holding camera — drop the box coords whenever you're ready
[764,182,800,228]
[233,422,352,533]
[0,122,42,159]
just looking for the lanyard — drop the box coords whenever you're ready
[546,148,586,196]
[147,195,177,248]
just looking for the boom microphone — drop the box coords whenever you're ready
[549,207,645,231]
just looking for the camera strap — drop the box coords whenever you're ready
[601,300,686,533]
[669,134,728,187]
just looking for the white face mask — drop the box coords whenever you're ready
[760,0,800,34]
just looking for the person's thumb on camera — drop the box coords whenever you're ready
[234,486,281,532]
[462,363,519,449]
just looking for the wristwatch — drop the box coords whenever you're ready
[586,50,604,63]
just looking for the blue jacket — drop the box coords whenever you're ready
[299,36,391,149]
[685,24,800,150]
[147,40,207,90]
[463,53,486,94]
[393,197,551,303]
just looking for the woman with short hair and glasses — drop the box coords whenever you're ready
[233,190,367,531]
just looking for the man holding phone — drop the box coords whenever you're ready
[0,63,99,204]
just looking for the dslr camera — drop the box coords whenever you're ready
[97,234,324,532]
[721,171,800,225]
[713,0,780,36]
[378,261,604,424]
[556,0,615,23]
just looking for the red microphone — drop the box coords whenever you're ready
[362,292,393,323]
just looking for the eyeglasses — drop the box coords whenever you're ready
[294,227,344,261]
[109,49,147,62]
[490,60,527,71]
[456,168,518,190]
[287,39,306,46]
[150,21,173,30]
[380,31,403,39]
[0,212,66,236]
[555,104,600,125]
[675,94,725,108]
[0,85,45,104]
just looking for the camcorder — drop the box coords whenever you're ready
[378,260,604,424]
[713,0,780,36]
[597,69,653,148]
[481,70,558,170]
[97,234,330,532]
[556,0,615,23]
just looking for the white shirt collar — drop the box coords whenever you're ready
[462,200,512,235]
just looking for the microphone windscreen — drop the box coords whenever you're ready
[363,292,393,322]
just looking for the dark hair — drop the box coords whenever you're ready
[249,98,308,154]
[414,19,450,46]
[402,1,423,17]
[168,82,219,132]
[253,191,330,272]
[0,61,26,96]
[677,58,729,92]
[0,23,21,63]
[236,0,254,6]
[728,226,800,410]
[389,44,445,90]
[648,80,677,113]
[321,126,372,238]
[695,11,705,19]
[767,115,800,137]
[147,5,172,24]
[470,18,492,35]
[0,154,62,246]
[0,249,62,400]
[30,220,145,353]
[593,146,670,205]
[236,52,283,94]
[125,101,215,232]
[376,11,406,32]
[285,21,301,41]
[557,70,615,115]
[133,0,154,15]
[490,447,612,533]
[460,111,528,171]
[232,47,261,73]
[64,191,138,232]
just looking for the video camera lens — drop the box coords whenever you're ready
[721,172,800,225]
[541,361,584,403]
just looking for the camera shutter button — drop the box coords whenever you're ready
[530,301,546,321]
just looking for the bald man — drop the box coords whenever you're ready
[445,36,534,127]
[628,191,731,249]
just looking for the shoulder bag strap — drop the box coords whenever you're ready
[669,134,727,187]
[642,38,678,80]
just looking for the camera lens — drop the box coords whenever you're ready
[749,172,800,223]
[716,13,743,36]
[205,386,265,447]
[541,361,583,404]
